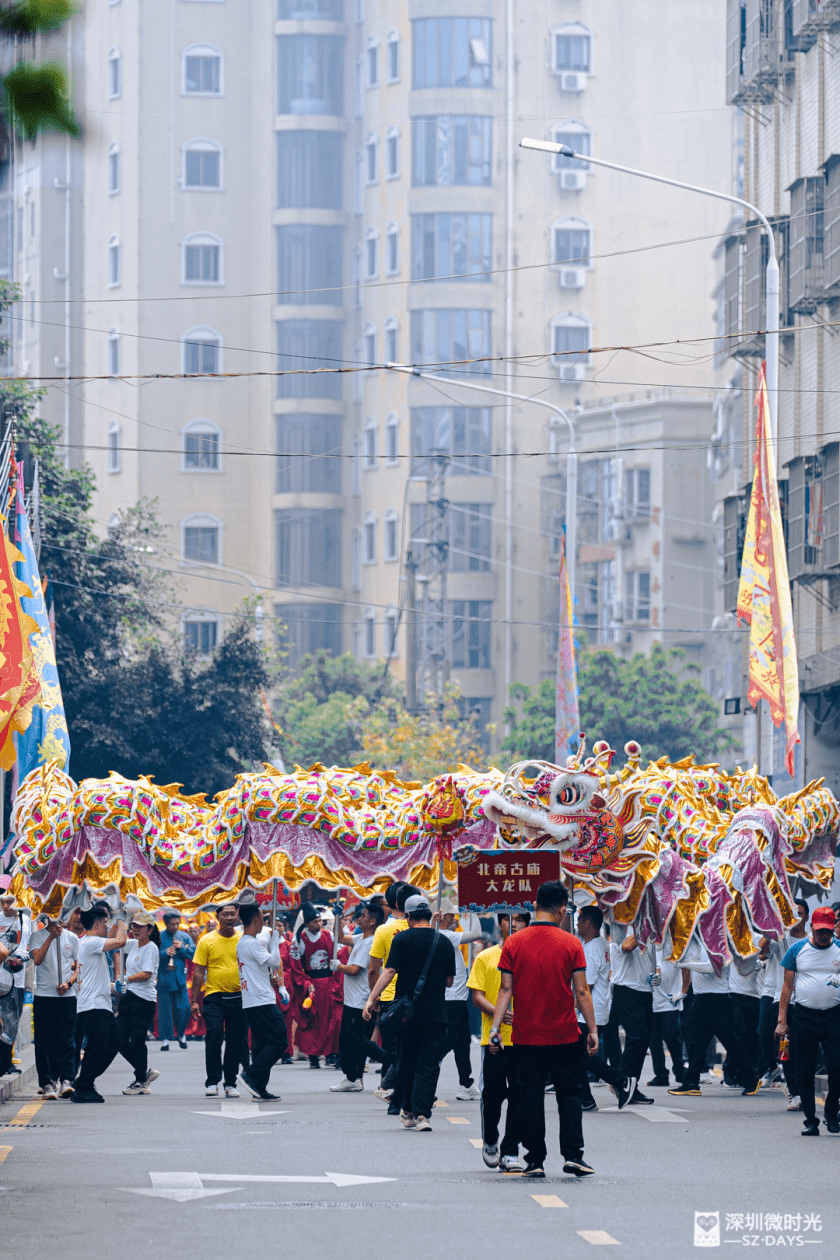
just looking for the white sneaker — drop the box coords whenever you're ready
[699,1072,717,1084]
[225,1086,240,1098]
[330,1077,364,1093]
[205,1084,219,1097]
[413,1116,432,1132]
[42,1083,58,1100]
[59,1080,75,1098]
[400,1110,416,1128]
[143,1069,160,1092]
[455,1084,481,1101]
[500,1155,525,1173]
[123,1080,146,1095]
[787,1095,802,1112]
[373,1086,393,1102]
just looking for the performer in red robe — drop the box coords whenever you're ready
[277,929,295,1063]
[289,904,337,1067]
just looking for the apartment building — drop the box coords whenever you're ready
[720,0,840,795]
[6,1,736,756]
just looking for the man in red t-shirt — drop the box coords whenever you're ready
[489,880,597,1178]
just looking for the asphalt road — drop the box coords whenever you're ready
[0,1041,835,1258]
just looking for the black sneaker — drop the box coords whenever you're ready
[668,1083,701,1096]
[646,1075,670,1088]
[523,1164,545,1178]
[802,1118,820,1137]
[824,1115,840,1134]
[563,1158,595,1177]
[387,1103,401,1116]
[614,1076,637,1111]
[239,1070,262,1099]
[281,1055,293,1065]
[258,1089,280,1101]
[71,1088,104,1103]
[629,1088,654,1105]
[309,1056,321,1069]
[178,1037,188,1049]
[582,1099,598,1112]
[741,1080,761,1096]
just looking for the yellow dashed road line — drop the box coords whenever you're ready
[469,1138,483,1148]
[447,1116,470,1124]
[7,1100,44,1127]
[532,1194,568,1208]
[0,1146,12,1164]
[577,1230,620,1245]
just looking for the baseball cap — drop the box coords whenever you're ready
[437,899,458,916]
[404,894,431,914]
[811,906,836,929]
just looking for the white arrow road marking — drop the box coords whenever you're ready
[599,1106,691,1123]
[121,1171,396,1201]
[193,1100,289,1120]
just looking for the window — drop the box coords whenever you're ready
[277,131,343,209]
[386,222,399,274]
[411,213,492,281]
[384,317,398,364]
[367,39,378,87]
[365,227,378,279]
[553,23,592,73]
[107,235,120,286]
[183,44,222,94]
[410,309,491,375]
[276,319,343,398]
[276,414,342,492]
[108,48,121,98]
[366,133,378,183]
[552,121,591,170]
[412,116,492,187]
[364,419,377,467]
[552,313,592,379]
[552,218,592,265]
[182,513,221,564]
[277,0,343,17]
[385,125,400,178]
[364,321,376,367]
[450,503,491,571]
[275,508,342,586]
[277,35,344,115]
[183,326,221,374]
[183,140,222,190]
[354,150,363,213]
[624,571,651,622]
[411,406,491,475]
[384,607,398,654]
[108,143,120,194]
[385,413,398,462]
[182,232,223,284]
[624,468,651,520]
[275,603,342,666]
[363,608,376,656]
[107,328,120,376]
[412,18,492,88]
[182,420,221,471]
[450,600,491,669]
[107,420,120,473]
[276,224,343,304]
[387,31,400,82]
[363,512,376,561]
[184,618,218,654]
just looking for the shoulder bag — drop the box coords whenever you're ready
[378,928,440,1035]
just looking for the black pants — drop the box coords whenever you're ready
[514,1041,585,1167]
[33,995,77,1086]
[379,1002,400,1091]
[246,1003,288,1091]
[396,1019,448,1119]
[579,1025,624,1102]
[757,994,778,1076]
[117,991,157,1082]
[611,985,653,1082]
[75,1008,121,1091]
[203,992,249,1087]
[0,988,23,1075]
[649,1009,685,1081]
[794,1004,840,1124]
[480,1044,519,1156]
[339,1006,388,1082]
[683,992,756,1090]
[600,1017,622,1069]
[444,1000,474,1087]
[730,992,761,1079]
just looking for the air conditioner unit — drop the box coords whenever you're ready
[558,169,586,190]
[557,362,585,382]
[560,71,586,93]
[560,266,586,289]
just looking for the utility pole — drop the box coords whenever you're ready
[404,549,418,713]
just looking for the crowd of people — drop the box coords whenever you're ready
[1,879,839,1173]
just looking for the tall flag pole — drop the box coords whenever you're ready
[0,472,41,768]
[736,363,801,775]
[555,527,580,766]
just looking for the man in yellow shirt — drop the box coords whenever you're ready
[368,883,419,1112]
[467,912,529,1172]
[190,904,248,1099]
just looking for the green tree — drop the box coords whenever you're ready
[352,683,488,782]
[273,651,397,768]
[503,643,737,767]
[1,2,79,137]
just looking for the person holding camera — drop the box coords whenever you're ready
[363,894,456,1132]
[28,913,80,1098]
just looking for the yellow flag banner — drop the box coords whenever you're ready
[736,364,800,775]
[0,511,42,770]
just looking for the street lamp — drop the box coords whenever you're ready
[519,138,780,452]
[388,363,578,701]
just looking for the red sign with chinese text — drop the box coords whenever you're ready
[457,851,562,912]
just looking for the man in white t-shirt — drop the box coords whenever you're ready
[330,901,389,1092]
[0,891,31,1077]
[647,947,688,1088]
[608,927,658,1105]
[577,907,636,1111]
[778,906,840,1135]
[236,902,287,1101]
[29,914,80,1098]
[438,900,485,1101]
[73,904,127,1102]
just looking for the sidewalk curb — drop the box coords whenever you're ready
[0,1048,37,1105]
